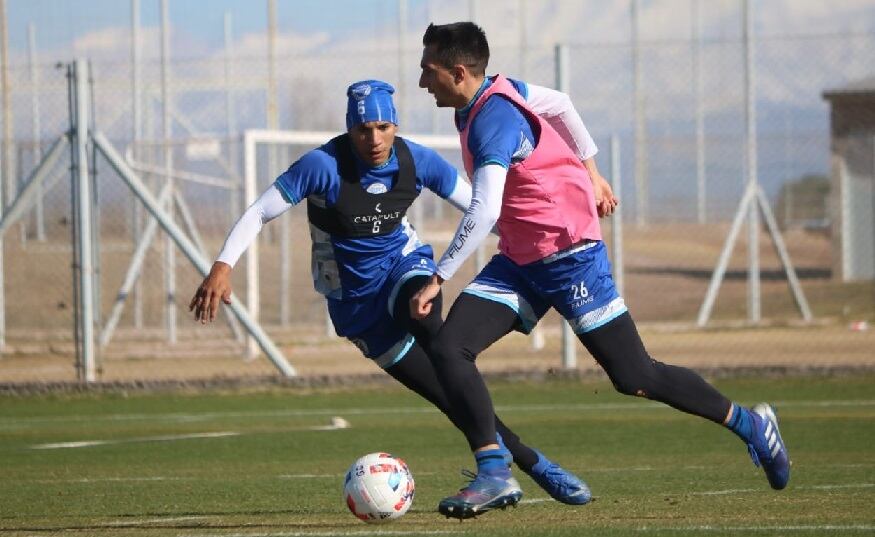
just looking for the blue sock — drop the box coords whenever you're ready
[495,432,512,465]
[725,403,755,443]
[476,448,510,476]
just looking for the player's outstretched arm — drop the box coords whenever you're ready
[190,183,293,323]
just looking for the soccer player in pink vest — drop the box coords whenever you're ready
[412,22,790,519]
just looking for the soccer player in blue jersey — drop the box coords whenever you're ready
[189,80,591,506]
[411,22,790,519]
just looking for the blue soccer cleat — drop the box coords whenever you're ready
[523,450,592,505]
[438,470,523,519]
[747,403,791,490]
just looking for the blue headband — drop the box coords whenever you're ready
[346,80,398,129]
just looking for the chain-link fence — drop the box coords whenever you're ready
[1,0,873,383]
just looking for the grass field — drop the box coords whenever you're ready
[1,375,873,536]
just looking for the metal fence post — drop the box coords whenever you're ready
[556,42,574,367]
[73,59,96,382]
[611,135,624,297]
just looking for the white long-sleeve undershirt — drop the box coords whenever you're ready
[216,184,291,268]
[524,83,598,161]
[444,173,474,212]
[435,164,505,280]
[215,175,473,268]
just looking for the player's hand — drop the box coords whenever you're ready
[189,262,233,323]
[410,274,443,320]
[591,172,618,217]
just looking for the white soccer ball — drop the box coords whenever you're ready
[343,452,415,523]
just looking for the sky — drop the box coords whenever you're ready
[5,0,875,64]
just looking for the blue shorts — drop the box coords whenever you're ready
[463,241,627,334]
[327,246,435,369]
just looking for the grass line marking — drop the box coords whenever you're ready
[103,515,209,526]
[30,431,239,449]
[28,420,351,450]
[32,476,188,483]
[691,488,758,496]
[4,399,873,429]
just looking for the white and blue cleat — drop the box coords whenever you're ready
[438,470,523,519]
[524,450,592,505]
[747,403,791,490]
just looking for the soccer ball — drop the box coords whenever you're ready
[343,452,414,523]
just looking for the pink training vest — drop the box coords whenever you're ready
[458,75,602,265]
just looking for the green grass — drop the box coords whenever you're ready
[1,376,874,536]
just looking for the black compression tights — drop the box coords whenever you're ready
[578,311,731,423]
[428,294,733,451]
[385,276,539,469]
[427,293,522,450]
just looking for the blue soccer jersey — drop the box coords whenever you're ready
[457,77,535,169]
[273,137,458,300]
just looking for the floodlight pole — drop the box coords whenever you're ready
[0,0,9,351]
[631,0,648,228]
[160,0,177,344]
[397,0,407,129]
[224,12,240,220]
[518,0,528,79]
[266,0,291,331]
[743,0,761,323]
[131,0,144,328]
[692,0,706,224]
[28,22,46,241]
